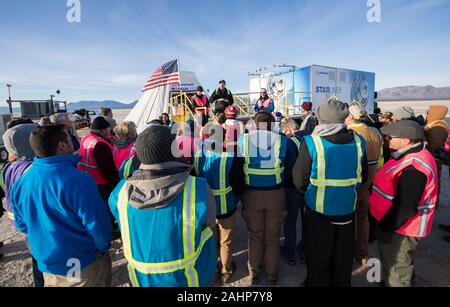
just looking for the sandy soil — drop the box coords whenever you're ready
[1,107,449,287]
[1,167,449,287]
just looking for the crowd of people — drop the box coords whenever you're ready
[0,87,449,288]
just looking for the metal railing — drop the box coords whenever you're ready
[169,92,196,123]
[168,90,313,123]
[233,91,312,119]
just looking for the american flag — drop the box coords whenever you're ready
[141,59,180,92]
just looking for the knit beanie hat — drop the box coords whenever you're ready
[301,102,312,112]
[91,116,110,130]
[136,125,176,165]
[317,97,349,124]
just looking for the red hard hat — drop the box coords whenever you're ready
[225,106,238,118]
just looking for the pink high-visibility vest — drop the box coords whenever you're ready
[113,142,136,171]
[369,148,438,238]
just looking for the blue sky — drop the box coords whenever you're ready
[1,0,449,105]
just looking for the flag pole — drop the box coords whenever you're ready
[177,56,182,95]
[177,56,186,121]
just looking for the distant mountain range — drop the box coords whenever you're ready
[377,86,450,101]
[66,100,138,110]
[1,86,449,115]
[0,100,138,114]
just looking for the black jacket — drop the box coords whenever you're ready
[379,144,428,233]
[210,88,234,112]
[293,129,369,222]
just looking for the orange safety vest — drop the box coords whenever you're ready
[78,133,113,185]
[192,95,209,114]
[369,148,438,238]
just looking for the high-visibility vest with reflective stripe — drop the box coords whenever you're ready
[113,142,136,171]
[119,157,136,180]
[426,120,450,131]
[257,98,274,110]
[239,131,287,188]
[194,149,238,216]
[1,160,32,222]
[291,136,302,150]
[115,176,216,287]
[223,120,245,149]
[78,133,113,185]
[304,134,365,216]
[369,148,438,238]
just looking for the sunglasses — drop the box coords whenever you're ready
[385,136,401,141]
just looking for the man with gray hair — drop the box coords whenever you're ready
[293,97,368,287]
[50,113,80,152]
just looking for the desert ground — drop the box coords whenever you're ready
[0,168,449,287]
[1,106,449,287]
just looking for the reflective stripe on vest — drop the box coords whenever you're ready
[300,115,313,131]
[114,143,136,161]
[193,96,207,107]
[258,98,272,109]
[386,157,436,180]
[117,177,214,286]
[427,120,450,130]
[224,122,244,147]
[79,137,102,171]
[310,134,363,214]
[123,158,133,179]
[194,152,233,215]
[369,149,438,237]
[243,134,284,185]
[291,137,301,150]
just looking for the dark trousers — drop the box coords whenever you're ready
[98,183,116,225]
[305,207,355,287]
[283,187,303,259]
[32,256,45,287]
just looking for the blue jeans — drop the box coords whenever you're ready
[283,187,304,260]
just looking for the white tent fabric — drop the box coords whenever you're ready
[125,71,203,133]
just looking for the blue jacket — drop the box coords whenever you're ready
[11,155,112,275]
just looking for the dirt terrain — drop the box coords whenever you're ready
[1,108,449,287]
[1,167,449,287]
